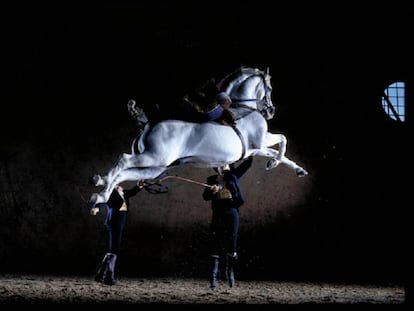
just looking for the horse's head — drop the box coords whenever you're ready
[218,66,275,120]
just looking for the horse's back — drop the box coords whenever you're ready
[141,118,244,164]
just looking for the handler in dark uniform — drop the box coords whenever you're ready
[94,180,144,285]
[202,156,253,290]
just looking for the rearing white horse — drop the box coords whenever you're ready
[88,66,308,207]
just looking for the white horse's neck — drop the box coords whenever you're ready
[226,75,263,110]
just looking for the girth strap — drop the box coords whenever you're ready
[231,125,246,161]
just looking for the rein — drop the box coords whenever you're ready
[143,175,215,194]
[229,75,272,114]
[158,175,213,188]
[231,101,258,111]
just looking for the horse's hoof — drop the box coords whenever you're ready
[88,193,99,214]
[265,159,280,170]
[296,168,308,177]
[90,207,100,216]
[88,174,102,186]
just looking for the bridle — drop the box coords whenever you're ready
[229,72,274,118]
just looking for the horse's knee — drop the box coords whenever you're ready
[265,159,280,170]
[278,134,286,144]
[277,135,287,154]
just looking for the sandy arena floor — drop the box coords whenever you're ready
[0,274,406,304]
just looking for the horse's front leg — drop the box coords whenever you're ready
[251,148,308,177]
[275,154,308,177]
[264,132,287,160]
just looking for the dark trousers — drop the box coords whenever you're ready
[105,209,128,255]
[210,201,239,256]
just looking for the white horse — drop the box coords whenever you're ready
[88,66,308,208]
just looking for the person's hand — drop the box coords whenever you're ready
[211,185,220,193]
[137,180,145,188]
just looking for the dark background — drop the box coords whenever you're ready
[1,3,412,289]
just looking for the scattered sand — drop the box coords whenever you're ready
[0,274,405,304]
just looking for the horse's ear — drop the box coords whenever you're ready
[265,67,270,75]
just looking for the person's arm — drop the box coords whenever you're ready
[202,176,218,201]
[124,181,144,199]
[202,186,213,201]
[233,156,253,178]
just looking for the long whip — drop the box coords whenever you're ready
[158,175,213,189]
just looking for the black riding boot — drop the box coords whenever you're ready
[94,253,110,283]
[209,255,220,290]
[103,253,118,285]
[226,253,237,288]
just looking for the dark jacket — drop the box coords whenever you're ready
[95,185,142,222]
[203,156,253,209]
[106,185,142,211]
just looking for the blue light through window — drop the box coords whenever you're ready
[382,82,405,122]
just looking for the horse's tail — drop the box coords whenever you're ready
[131,123,151,155]
[131,136,140,155]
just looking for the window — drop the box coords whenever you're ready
[382,82,405,122]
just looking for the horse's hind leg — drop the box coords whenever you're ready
[90,151,169,187]
[105,166,167,200]
[89,153,132,187]
[89,151,171,206]
[89,166,167,207]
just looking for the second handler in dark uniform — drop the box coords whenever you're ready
[202,156,253,290]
